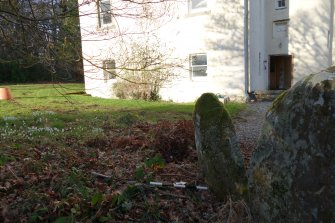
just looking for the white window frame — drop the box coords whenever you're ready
[273,20,289,39]
[188,0,208,13]
[103,60,116,83]
[190,53,207,78]
[97,0,112,28]
[275,0,287,10]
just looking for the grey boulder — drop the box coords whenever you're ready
[248,68,335,222]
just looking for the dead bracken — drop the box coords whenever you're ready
[0,120,225,222]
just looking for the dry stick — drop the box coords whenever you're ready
[91,171,112,179]
[6,165,20,181]
[91,172,208,191]
[89,201,112,222]
[156,190,188,199]
[175,165,198,176]
[91,171,131,183]
[228,198,234,222]
[159,173,185,177]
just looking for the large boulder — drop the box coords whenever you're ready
[248,68,335,222]
[193,93,247,200]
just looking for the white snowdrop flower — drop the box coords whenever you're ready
[3,116,17,121]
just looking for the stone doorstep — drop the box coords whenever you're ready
[254,90,285,101]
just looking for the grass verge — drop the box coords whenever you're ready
[0,83,246,222]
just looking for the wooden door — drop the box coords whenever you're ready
[269,55,292,90]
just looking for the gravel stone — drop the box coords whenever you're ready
[233,101,272,166]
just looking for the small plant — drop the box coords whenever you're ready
[112,185,139,211]
[91,192,103,206]
[50,120,65,129]
[115,113,140,127]
[84,135,109,149]
[28,207,49,223]
[252,167,271,188]
[0,155,15,166]
[134,154,165,182]
[112,38,177,101]
[98,214,114,222]
[151,120,195,163]
[144,154,165,169]
[54,167,92,199]
[53,216,72,223]
[215,198,252,223]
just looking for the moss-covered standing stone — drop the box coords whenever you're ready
[248,68,335,222]
[193,93,247,200]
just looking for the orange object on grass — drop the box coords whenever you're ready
[0,87,12,100]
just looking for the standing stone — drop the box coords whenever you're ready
[248,68,335,222]
[193,93,247,200]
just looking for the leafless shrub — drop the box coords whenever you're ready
[215,198,252,223]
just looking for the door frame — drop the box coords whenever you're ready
[268,54,293,90]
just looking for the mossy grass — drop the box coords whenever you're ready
[0,84,246,161]
[1,83,244,119]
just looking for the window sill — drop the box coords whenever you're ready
[104,79,117,83]
[191,76,208,82]
[96,24,114,32]
[275,7,287,10]
[185,10,211,18]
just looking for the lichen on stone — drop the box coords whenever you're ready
[193,93,247,200]
[268,90,288,112]
[248,69,335,222]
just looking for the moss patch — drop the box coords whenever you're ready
[269,90,288,113]
[193,93,247,200]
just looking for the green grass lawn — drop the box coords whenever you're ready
[1,83,192,116]
[0,83,246,222]
[0,83,245,118]
[0,83,245,147]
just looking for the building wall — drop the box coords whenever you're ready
[250,0,266,90]
[78,0,246,102]
[289,0,333,82]
[250,0,334,91]
[78,0,155,98]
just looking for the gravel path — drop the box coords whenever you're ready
[233,101,272,165]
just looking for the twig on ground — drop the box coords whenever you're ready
[159,173,185,177]
[157,190,188,199]
[6,165,20,181]
[91,171,112,179]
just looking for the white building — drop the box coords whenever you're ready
[78,0,334,102]
[250,0,335,92]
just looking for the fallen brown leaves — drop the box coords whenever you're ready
[0,119,253,222]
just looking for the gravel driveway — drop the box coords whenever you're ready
[233,101,272,165]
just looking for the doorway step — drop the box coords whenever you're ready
[254,90,285,101]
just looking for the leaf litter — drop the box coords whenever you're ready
[0,119,253,223]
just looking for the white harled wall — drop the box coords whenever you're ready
[249,0,266,90]
[80,0,334,100]
[289,0,334,82]
[250,0,334,91]
[78,0,246,102]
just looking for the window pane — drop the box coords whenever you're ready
[103,60,116,80]
[101,1,111,13]
[102,13,112,24]
[191,54,207,66]
[192,66,207,77]
[273,22,288,38]
[277,0,285,8]
[100,0,112,25]
[191,0,207,10]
